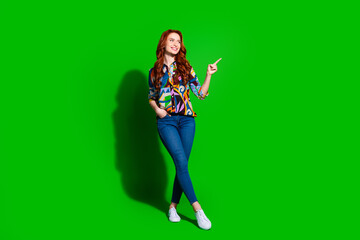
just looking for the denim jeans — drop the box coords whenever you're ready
[156,114,198,205]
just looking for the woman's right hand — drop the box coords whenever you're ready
[156,108,171,119]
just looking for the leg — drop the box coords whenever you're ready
[157,132,180,210]
[157,118,198,205]
[171,116,196,204]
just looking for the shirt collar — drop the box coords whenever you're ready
[163,60,177,73]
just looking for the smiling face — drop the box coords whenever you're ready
[165,32,181,55]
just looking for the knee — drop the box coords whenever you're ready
[176,160,189,174]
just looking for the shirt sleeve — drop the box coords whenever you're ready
[148,68,158,103]
[189,67,209,100]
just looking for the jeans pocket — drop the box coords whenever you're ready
[159,114,169,119]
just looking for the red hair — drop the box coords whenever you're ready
[152,29,193,91]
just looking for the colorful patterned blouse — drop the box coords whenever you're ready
[148,61,209,117]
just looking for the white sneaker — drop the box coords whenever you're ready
[195,209,212,230]
[168,207,181,222]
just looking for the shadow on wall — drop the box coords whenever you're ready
[112,70,168,213]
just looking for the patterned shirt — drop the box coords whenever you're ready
[148,60,209,117]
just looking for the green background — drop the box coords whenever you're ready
[1,1,357,239]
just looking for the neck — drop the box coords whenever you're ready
[164,53,176,68]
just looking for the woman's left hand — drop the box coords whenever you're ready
[207,58,222,75]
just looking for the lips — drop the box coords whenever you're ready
[171,47,178,51]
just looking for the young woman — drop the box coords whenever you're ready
[148,29,221,230]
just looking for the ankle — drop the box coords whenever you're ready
[169,203,178,209]
[194,207,202,212]
[191,201,202,212]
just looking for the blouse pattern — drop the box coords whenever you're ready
[148,61,209,117]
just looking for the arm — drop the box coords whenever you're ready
[148,68,158,103]
[149,99,160,112]
[189,67,210,100]
[201,72,211,96]
[197,58,222,97]
[148,68,170,118]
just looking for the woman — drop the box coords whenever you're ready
[148,29,221,230]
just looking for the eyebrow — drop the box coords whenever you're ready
[170,38,181,41]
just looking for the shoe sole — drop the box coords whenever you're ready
[198,224,211,230]
[169,218,181,222]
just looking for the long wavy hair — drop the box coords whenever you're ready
[152,29,193,91]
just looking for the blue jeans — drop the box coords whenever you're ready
[156,114,198,205]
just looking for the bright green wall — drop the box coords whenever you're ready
[2,1,356,239]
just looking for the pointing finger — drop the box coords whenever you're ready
[214,58,222,65]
